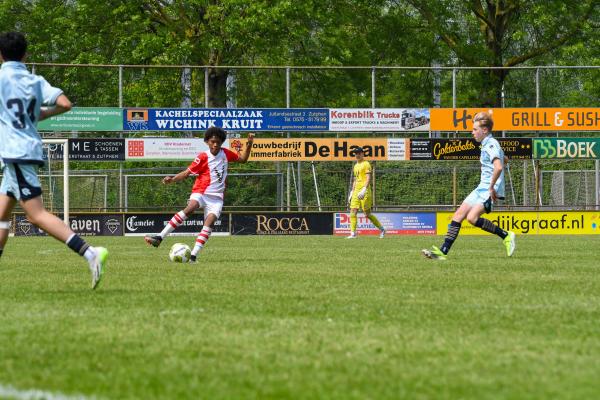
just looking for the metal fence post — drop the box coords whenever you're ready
[118,65,124,212]
[286,67,291,211]
[371,67,376,108]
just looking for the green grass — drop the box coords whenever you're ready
[1,234,599,399]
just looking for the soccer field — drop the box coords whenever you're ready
[0,235,599,399]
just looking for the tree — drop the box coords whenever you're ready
[399,0,599,106]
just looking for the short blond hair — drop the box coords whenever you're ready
[473,111,493,131]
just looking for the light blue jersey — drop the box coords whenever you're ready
[0,61,62,165]
[478,134,505,197]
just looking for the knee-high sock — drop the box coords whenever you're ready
[367,214,383,230]
[66,233,96,262]
[192,226,212,256]
[160,211,188,238]
[350,214,357,233]
[440,220,462,255]
[475,217,507,239]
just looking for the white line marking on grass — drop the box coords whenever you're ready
[0,384,100,400]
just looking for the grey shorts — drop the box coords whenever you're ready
[0,163,43,201]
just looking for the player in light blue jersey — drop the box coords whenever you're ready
[422,111,516,260]
[0,32,107,288]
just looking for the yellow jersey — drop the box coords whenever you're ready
[353,160,372,189]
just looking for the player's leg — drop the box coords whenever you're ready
[190,195,222,262]
[145,196,200,247]
[0,194,16,259]
[0,163,19,258]
[363,194,384,238]
[422,195,472,260]
[467,203,515,256]
[347,208,358,238]
[20,195,108,288]
[13,163,107,288]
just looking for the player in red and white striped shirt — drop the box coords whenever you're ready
[144,127,253,262]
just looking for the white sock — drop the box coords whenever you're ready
[191,226,212,256]
[160,211,188,238]
[83,246,97,262]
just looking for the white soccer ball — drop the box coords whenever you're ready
[169,243,191,263]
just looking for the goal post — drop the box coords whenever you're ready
[42,138,69,224]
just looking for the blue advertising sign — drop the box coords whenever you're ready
[334,212,437,235]
[123,108,329,132]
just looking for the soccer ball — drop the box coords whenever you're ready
[169,243,191,263]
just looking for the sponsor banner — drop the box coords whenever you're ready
[533,138,600,159]
[229,138,408,161]
[124,213,230,236]
[39,107,123,131]
[430,108,600,131]
[43,139,125,161]
[15,214,123,236]
[123,108,329,131]
[409,138,532,160]
[437,211,600,235]
[14,215,46,236]
[125,138,232,161]
[231,213,333,235]
[329,108,430,131]
[334,212,436,235]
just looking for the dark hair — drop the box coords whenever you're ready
[0,32,27,61]
[204,126,227,143]
[354,146,364,153]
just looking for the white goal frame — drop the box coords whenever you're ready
[43,138,69,224]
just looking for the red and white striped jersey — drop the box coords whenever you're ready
[187,148,239,197]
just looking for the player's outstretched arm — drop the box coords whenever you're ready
[39,94,72,121]
[163,169,191,184]
[238,133,255,163]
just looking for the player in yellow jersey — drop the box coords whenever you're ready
[346,147,385,239]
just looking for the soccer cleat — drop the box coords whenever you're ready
[346,233,357,239]
[89,247,108,290]
[421,245,447,261]
[503,231,516,257]
[379,228,386,239]
[189,254,197,263]
[144,235,163,247]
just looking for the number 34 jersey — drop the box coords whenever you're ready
[0,61,63,164]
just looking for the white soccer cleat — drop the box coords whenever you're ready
[88,247,108,289]
[379,228,386,239]
[346,233,357,239]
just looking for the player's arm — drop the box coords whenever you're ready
[39,94,72,121]
[163,169,191,184]
[237,133,255,163]
[488,158,503,201]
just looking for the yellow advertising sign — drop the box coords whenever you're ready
[430,108,600,131]
[437,211,600,235]
[228,138,408,161]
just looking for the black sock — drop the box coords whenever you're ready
[475,217,507,239]
[440,220,461,254]
[0,249,3,258]
[66,234,90,256]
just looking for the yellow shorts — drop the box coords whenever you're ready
[350,191,372,211]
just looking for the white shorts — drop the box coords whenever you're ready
[463,187,505,212]
[463,187,489,207]
[188,193,224,218]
